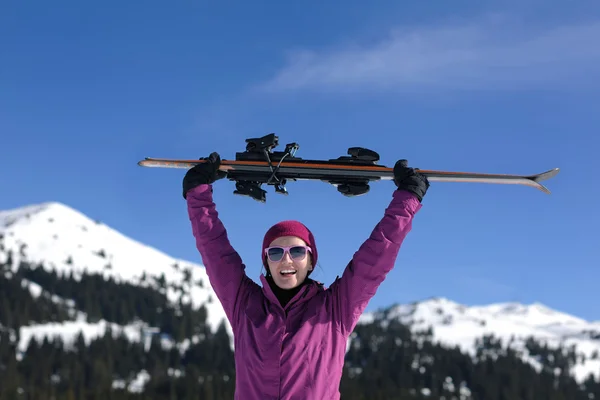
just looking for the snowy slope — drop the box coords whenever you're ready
[1,201,599,384]
[0,201,229,346]
[359,297,600,382]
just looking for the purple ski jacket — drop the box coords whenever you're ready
[187,184,422,400]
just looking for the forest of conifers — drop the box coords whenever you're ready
[1,259,598,400]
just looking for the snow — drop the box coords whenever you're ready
[17,319,147,355]
[112,370,150,393]
[1,201,599,385]
[359,297,600,382]
[0,201,229,336]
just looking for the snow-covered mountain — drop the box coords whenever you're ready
[1,201,599,385]
[1,201,215,309]
[0,201,229,355]
[359,297,600,382]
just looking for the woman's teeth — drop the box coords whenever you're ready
[280,269,296,275]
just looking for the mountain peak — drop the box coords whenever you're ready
[0,201,93,231]
[0,201,227,332]
[359,296,600,382]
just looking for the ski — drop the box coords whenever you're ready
[138,133,560,202]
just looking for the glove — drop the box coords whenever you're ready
[182,152,227,199]
[393,159,430,202]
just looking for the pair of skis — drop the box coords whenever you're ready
[137,133,560,202]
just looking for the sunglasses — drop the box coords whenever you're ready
[264,245,312,262]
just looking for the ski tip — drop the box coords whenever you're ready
[137,158,200,169]
[137,158,169,168]
[530,167,560,183]
[535,183,552,194]
[528,168,560,194]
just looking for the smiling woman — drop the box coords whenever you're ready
[181,152,430,399]
[263,222,316,296]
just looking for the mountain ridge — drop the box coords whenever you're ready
[0,200,227,332]
[1,200,599,385]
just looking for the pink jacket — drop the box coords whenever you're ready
[187,184,422,399]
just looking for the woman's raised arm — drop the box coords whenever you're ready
[184,154,258,328]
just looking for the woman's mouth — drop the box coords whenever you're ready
[280,269,297,276]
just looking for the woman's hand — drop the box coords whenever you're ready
[182,152,227,199]
[393,159,430,202]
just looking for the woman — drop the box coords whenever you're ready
[183,152,429,400]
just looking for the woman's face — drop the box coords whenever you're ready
[265,235,313,289]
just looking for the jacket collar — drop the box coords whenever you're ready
[260,274,324,311]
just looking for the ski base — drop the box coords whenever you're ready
[138,133,560,202]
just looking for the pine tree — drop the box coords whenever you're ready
[0,252,598,399]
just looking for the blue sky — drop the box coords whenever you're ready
[1,1,598,320]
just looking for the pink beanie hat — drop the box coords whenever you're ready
[262,220,318,268]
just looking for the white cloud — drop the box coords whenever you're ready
[259,17,600,93]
